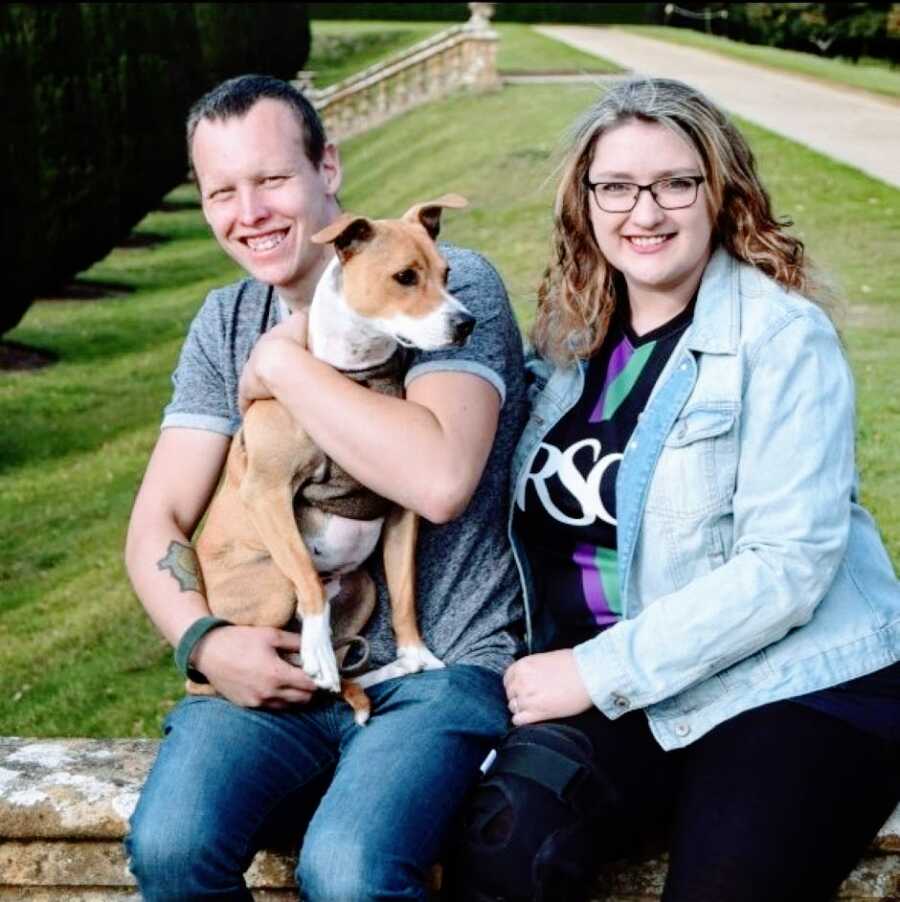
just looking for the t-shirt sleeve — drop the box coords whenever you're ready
[161,290,240,436]
[404,245,520,407]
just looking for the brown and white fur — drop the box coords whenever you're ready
[192,195,473,724]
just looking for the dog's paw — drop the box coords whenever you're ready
[353,660,408,689]
[354,707,371,726]
[301,609,341,693]
[396,644,445,674]
[351,646,444,690]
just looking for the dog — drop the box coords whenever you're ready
[191,195,474,724]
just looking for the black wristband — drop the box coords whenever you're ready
[175,616,232,682]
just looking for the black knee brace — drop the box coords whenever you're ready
[451,723,609,902]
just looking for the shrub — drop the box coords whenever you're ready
[307,3,657,24]
[1,2,310,337]
[665,2,898,63]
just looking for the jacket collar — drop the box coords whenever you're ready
[685,245,741,355]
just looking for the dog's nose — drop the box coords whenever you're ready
[451,313,476,346]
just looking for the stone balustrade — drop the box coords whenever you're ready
[295,4,500,143]
[1,737,898,900]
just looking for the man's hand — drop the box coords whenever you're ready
[239,311,309,415]
[192,624,318,709]
[503,650,593,726]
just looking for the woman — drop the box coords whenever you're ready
[453,78,900,902]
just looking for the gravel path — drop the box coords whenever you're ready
[536,26,900,188]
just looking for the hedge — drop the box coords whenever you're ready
[306,3,659,24]
[667,2,898,63]
[1,2,310,337]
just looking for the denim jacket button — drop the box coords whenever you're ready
[675,723,691,737]
[612,694,630,710]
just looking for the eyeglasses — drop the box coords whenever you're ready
[585,175,706,213]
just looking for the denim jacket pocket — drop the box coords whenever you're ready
[646,405,739,518]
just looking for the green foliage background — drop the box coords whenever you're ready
[307,3,656,24]
[667,2,898,63]
[0,21,896,738]
[0,2,311,337]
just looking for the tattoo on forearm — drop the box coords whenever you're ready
[157,541,206,594]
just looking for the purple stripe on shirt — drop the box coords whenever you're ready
[589,336,633,423]
[574,542,614,626]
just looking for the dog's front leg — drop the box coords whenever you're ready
[382,506,444,674]
[299,579,343,693]
[239,402,342,693]
[238,481,341,694]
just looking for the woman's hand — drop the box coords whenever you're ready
[238,311,309,415]
[503,650,593,726]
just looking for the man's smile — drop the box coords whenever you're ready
[242,229,289,253]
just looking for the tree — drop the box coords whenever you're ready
[1,2,310,337]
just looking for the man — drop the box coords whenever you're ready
[124,74,525,900]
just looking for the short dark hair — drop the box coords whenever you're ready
[186,74,327,177]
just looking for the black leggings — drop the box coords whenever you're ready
[450,700,900,902]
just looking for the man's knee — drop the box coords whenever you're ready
[451,722,606,902]
[126,807,250,901]
[298,829,428,902]
[125,814,194,897]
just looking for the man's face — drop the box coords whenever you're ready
[191,98,341,305]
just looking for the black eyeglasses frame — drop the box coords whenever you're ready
[584,175,706,213]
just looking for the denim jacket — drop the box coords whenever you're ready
[509,248,900,750]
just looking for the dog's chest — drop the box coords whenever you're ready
[296,353,405,520]
[296,507,386,577]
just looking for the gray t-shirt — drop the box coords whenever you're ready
[163,245,527,675]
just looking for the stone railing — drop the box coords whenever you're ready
[295,3,500,143]
[2,737,899,900]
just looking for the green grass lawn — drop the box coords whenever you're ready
[308,20,445,86]
[309,20,621,86]
[2,82,897,738]
[494,23,622,74]
[622,26,900,101]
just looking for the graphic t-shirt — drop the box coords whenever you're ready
[514,301,694,649]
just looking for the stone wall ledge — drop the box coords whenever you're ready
[1,738,898,900]
[295,4,501,143]
[307,24,498,106]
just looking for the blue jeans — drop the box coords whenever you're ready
[125,664,508,901]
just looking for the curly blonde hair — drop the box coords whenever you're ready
[533,77,829,365]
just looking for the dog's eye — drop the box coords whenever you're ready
[394,268,418,287]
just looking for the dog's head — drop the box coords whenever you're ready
[311,195,475,350]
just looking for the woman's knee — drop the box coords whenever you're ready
[451,722,604,901]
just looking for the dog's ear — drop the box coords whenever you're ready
[311,214,375,262]
[402,194,468,241]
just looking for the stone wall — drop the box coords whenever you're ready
[1,738,898,900]
[296,3,500,143]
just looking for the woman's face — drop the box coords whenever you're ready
[586,119,715,305]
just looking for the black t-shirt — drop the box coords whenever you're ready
[514,300,694,649]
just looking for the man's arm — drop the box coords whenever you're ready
[239,316,501,524]
[125,427,317,707]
